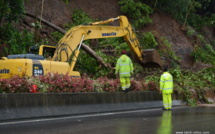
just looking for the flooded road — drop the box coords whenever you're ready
[0,106,214,134]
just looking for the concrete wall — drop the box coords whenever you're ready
[0,91,186,121]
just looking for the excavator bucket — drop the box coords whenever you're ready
[140,49,163,69]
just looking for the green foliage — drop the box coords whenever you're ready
[74,47,114,78]
[140,32,158,49]
[153,0,190,19]
[64,9,93,28]
[160,37,180,61]
[99,37,130,53]
[119,0,153,28]
[74,49,114,78]
[62,0,69,5]
[151,0,200,25]
[145,66,215,104]
[203,14,215,26]
[31,21,42,29]
[191,44,215,65]
[188,14,206,30]
[187,98,197,106]
[51,31,63,42]
[170,67,215,104]
[0,0,25,22]
[201,67,215,87]
[0,23,34,55]
[148,0,215,29]
[190,13,215,28]
[186,26,196,36]
[0,0,35,56]
[74,51,99,77]
[211,40,215,46]
[100,38,129,54]
[191,34,215,65]
[132,62,144,76]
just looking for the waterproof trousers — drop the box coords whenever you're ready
[120,77,131,91]
[162,93,172,109]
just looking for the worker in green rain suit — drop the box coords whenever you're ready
[115,50,134,92]
[160,67,173,110]
[157,111,172,134]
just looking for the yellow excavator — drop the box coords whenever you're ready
[0,16,162,79]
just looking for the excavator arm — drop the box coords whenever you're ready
[52,16,162,72]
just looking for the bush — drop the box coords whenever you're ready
[0,73,158,93]
[119,0,153,28]
[140,32,158,49]
[94,77,120,92]
[191,44,215,65]
[130,80,146,91]
[37,73,94,93]
[0,75,31,93]
[147,81,159,91]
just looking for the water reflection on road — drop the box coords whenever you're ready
[157,111,172,134]
[0,106,214,134]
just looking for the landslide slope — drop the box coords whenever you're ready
[23,0,214,70]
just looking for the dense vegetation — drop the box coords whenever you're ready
[0,0,215,105]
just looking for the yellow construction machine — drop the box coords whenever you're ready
[0,16,162,79]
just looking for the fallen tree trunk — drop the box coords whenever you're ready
[25,12,113,69]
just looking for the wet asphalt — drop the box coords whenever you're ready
[0,106,214,134]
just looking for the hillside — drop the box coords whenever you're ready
[23,0,214,71]
[0,0,215,104]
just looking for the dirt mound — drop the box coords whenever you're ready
[69,0,122,20]
[24,0,122,26]
[142,12,195,68]
[25,0,70,26]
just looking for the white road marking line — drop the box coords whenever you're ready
[0,108,162,126]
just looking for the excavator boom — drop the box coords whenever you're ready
[52,16,162,71]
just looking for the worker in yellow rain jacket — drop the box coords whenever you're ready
[160,67,173,110]
[115,50,134,92]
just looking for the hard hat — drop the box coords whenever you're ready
[121,50,127,54]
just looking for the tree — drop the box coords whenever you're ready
[0,0,25,23]
[119,0,153,28]
[0,0,29,57]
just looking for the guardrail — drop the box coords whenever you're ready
[0,91,186,121]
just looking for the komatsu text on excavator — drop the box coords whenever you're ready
[0,16,162,79]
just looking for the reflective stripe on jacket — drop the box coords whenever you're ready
[115,54,133,78]
[160,72,173,94]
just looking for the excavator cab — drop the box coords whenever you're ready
[29,45,56,58]
[38,45,56,59]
